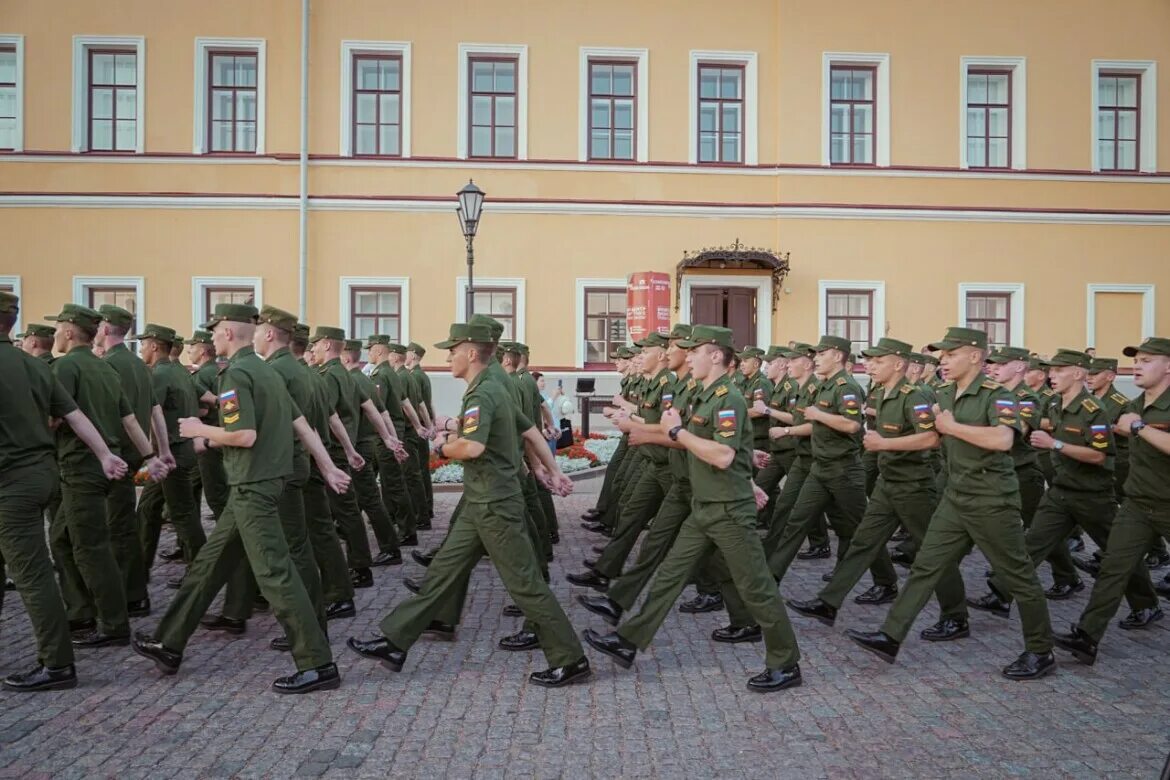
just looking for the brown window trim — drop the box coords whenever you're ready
[349,285,403,339]
[471,286,517,337]
[696,63,746,166]
[206,50,259,155]
[829,65,877,167]
[1098,72,1141,173]
[204,286,255,321]
[0,46,16,152]
[964,291,1012,348]
[352,53,403,159]
[966,69,1012,170]
[825,289,875,355]
[87,48,137,154]
[587,59,638,163]
[468,55,519,161]
[583,286,626,370]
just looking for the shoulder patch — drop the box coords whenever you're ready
[714,385,728,397]
[938,380,954,388]
[1110,392,1128,405]
[836,377,848,386]
[982,380,1001,390]
[686,379,697,390]
[1081,397,1100,413]
[659,376,669,386]
[900,384,914,395]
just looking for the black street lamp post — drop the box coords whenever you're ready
[456,180,486,317]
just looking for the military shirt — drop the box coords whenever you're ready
[38,351,55,365]
[192,360,222,417]
[217,346,295,485]
[458,367,522,504]
[669,372,700,483]
[397,364,425,439]
[1047,389,1115,493]
[742,370,775,450]
[104,342,155,459]
[808,369,865,475]
[731,370,747,394]
[515,368,546,431]
[686,373,753,502]
[637,367,673,465]
[936,374,1024,500]
[790,377,818,458]
[1123,386,1170,504]
[371,361,408,437]
[411,364,432,416]
[150,357,198,466]
[1097,384,1132,468]
[0,336,77,472]
[350,366,386,445]
[485,362,535,434]
[270,347,320,457]
[871,376,937,483]
[52,346,132,475]
[1002,381,1041,468]
[320,357,365,446]
[766,376,797,453]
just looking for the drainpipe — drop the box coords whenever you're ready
[298,0,310,319]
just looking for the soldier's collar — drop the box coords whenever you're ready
[270,346,291,360]
[465,365,490,394]
[229,345,256,364]
[106,342,128,354]
[1147,385,1170,411]
[956,372,993,398]
[826,368,850,383]
[699,372,731,399]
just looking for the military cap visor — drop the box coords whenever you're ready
[201,303,259,330]
[366,334,391,347]
[435,322,497,349]
[308,325,346,343]
[634,332,669,349]
[861,337,913,359]
[928,326,989,352]
[813,335,853,354]
[1041,348,1092,369]
[738,346,765,359]
[1088,357,1119,374]
[185,330,214,345]
[132,324,178,344]
[677,325,734,349]
[668,324,693,340]
[46,304,102,333]
[1123,337,1170,357]
[19,324,55,339]
[407,341,427,357]
[257,305,298,333]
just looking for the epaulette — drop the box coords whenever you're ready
[981,380,1001,390]
[783,380,793,392]
[659,376,668,386]
[714,385,728,397]
[1110,392,1128,406]
[686,379,697,390]
[938,380,954,388]
[836,377,847,386]
[900,384,914,395]
[1041,387,1056,397]
[1081,397,1100,413]
[1015,386,1031,398]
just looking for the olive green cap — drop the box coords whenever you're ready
[201,303,258,331]
[1041,348,1091,369]
[435,321,498,349]
[986,346,1032,364]
[504,341,530,356]
[98,304,135,330]
[291,323,310,345]
[1124,337,1170,357]
[907,352,928,365]
[20,324,55,339]
[1089,357,1119,374]
[738,345,765,359]
[131,323,178,344]
[1027,357,1046,372]
[669,323,693,340]
[341,339,362,352]
[467,313,505,343]
[677,325,734,349]
[763,345,791,360]
[787,342,816,358]
[612,346,633,359]
[634,332,669,348]
[861,337,913,358]
[627,345,643,355]
[256,305,298,334]
[407,341,426,357]
[921,353,940,366]
[309,325,346,343]
[927,326,988,352]
[366,334,391,348]
[46,303,102,335]
[387,342,408,355]
[185,330,213,345]
[812,334,852,354]
[0,290,17,315]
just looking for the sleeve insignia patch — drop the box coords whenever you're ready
[223,412,240,425]
[717,409,736,430]
[1090,424,1109,448]
[900,385,914,395]
[686,379,697,390]
[220,389,240,413]
[982,380,1001,390]
[1064,426,1082,434]
[662,393,673,410]
[691,414,708,426]
[1110,392,1128,405]
[881,423,901,432]
[462,406,480,434]
[753,388,765,401]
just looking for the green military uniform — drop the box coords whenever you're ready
[0,297,77,673]
[511,343,561,542]
[135,325,206,574]
[1027,357,1060,487]
[394,351,431,535]
[739,347,774,453]
[880,327,1052,656]
[409,343,436,522]
[598,365,650,533]
[616,326,801,671]
[189,333,229,522]
[860,381,883,497]
[752,347,798,530]
[378,321,584,668]
[368,337,417,541]
[1092,359,1134,504]
[152,304,331,672]
[592,348,636,523]
[508,347,553,563]
[346,341,400,559]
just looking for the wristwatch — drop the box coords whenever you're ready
[1131,419,1147,436]
[668,425,684,441]
[1052,440,1065,452]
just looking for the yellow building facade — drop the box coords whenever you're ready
[1,0,1169,372]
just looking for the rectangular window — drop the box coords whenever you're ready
[966,70,1011,169]
[584,287,627,368]
[965,292,1011,349]
[468,57,517,159]
[0,45,17,150]
[825,290,873,355]
[589,61,636,161]
[205,286,255,317]
[87,286,138,324]
[88,49,137,152]
[472,288,516,340]
[349,286,402,343]
[829,66,875,165]
[697,64,744,164]
[1097,72,1140,172]
[352,54,402,157]
[208,51,259,153]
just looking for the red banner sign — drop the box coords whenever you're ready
[627,272,672,344]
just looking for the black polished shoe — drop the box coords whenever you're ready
[126,598,151,618]
[346,635,406,671]
[72,629,130,648]
[1156,579,1170,601]
[583,557,599,571]
[502,604,524,618]
[582,628,636,669]
[678,593,723,614]
[131,632,182,675]
[199,614,246,635]
[1045,580,1084,600]
[253,595,270,612]
[581,521,607,533]
[581,509,600,521]
[68,618,96,635]
[821,568,837,583]
[591,544,607,555]
[890,528,910,542]
[889,549,915,569]
[566,569,610,592]
[1146,550,1170,569]
[421,620,456,641]
[410,550,434,568]
[1066,534,1085,553]
[351,568,374,589]
[845,629,900,663]
[712,624,762,644]
[1119,606,1164,630]
[2,664,78,692]
[1071,555,1101,578]
[499,630,541,651]
[746,665,802,693]
[1053,626,1098,665]
[920,618,970,642]
[270,635,291,652]
[160,547,184,562]
[399,533,419,547]
[854,584,898,605]
[4,577,15,591]
[325,600,356,621]
[967,591,1011,618]
[578,594,624,626]
[403,578,423,595]
[785,597,838,627]
[272,662,340,694]
[1002,650,1056,680]
[417,521,433,531]
[797,544,831,560]
[530,657,591,688]
[371,551,402,567]
[549,531,561,545]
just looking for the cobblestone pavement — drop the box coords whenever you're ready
[1,480,1169,778]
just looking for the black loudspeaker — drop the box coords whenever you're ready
[576,378,596,394]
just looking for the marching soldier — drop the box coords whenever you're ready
[387,342,432,544]
[739,346,774,458]
[366,335,418,547]
[406,342,436,524]
[581,346,635,533]
[19,323,56,362]
[751,346,794,529]
[186,331,230,527]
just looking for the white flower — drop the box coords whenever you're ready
[430,463,464,484]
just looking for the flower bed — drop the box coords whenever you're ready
[429,429,619,484]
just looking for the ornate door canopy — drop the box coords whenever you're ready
[675,239,790,312]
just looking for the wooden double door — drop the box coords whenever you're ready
[690,286,757,349]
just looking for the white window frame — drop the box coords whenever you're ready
[193,37,267,155]
[454,276,526,342]
[689,49,758,166]
[339,40,412,158]
[73,275,146,332]
[1085,283,1156,348]
[0,275,21,333]
[1091,60,1158,174]
[72,35,146,154]
[959,56,1027,170]
[339,276,411,343]
[0,35,25,152]
[191,276,263,334]
[822,52,890,167]
[957,282,1026,347]
[457,43,528,161]
[818,280,886,347]
[679,274,772,347]
[579,47,649,163]
[574,277,627,368]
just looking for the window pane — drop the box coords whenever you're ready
[720,69,741,99]
[379,124,399,155]
[586,292,607,312]
[590,131,610,159]
[1117,140,1137,170]
[849,294,870,316]
[493,293,513,316]
[355,124,376,155]
[699,132,717,162]
[237,91,256,122]
[236,122,256,152]
[211,120,233,151]
[967,73,987,103]
[355,291,377,313]
[852,135,872,164]
[827,294,846,317]
[92,53,115,84]
[852,103,872,133]
[236,57,257,87]
[213,56,235,87]
[472,61,493,91]
[91,119,113,150]
[470,95,492,126]
[495,96,515,126]
[986,74,1009,103]
[826,320,847,338]
[380,59,400,91]
[0,118,14,149]
[494,62,516,92]
[116,88,137,119]
[0,51,16,84]
[967,108,985,136]
[0,87,16,117]
[1116,77,1138,108]
[212,90,234,121]
[967,297,986,320]
[386,321,400,342]
[1117,110,1137,141]
[721,133,740,163]
[830,70,849,100]
[990,296,1008,318]
[586,319,606,340]
[830,134,848,163]
[699,68,718,98]
[115,119,136,150]
[699,103,717,132]
[378,291,399,314]
[988,137,1008,167]
[830,104,848,134]
[852,70,872,99]
[92,88,114,119]
[613,100,633,130]
[1098,140,1115,168]
[353,317,376,341]
[722,104,741,133]
[612,65,634,96]
[472,291,491,311]
[988,107,1008,137]
[591,64,611,95]
[586,342,607,364]
[115,54,136,86]
[379,93,399,123]
[495,126,515,157]
[471,125,492,156]
[1098,76,1116,107]
[613,130,633,159]
[1097,110,1115,140]
[357,59,380,90]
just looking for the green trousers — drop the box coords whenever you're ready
[376,441,416,542]
[380,495,584,667]
[50,470,129,636]
[754,449,794,529]
[522,473,551,569]
[818,477,966,622]
[619,498,801,669]
[882,492,1052,653]
[767,459,896,586]
[0,464,74,668]
[991,486,1157,612]
[594,435,629,518]
[762,456,829,557]
[353,439,399,556]
[537,481,559,536]
[399,433,428,537]
[415,434,434,521]
[139,456,206,574]
[594,459,670,579]
[196,447,229,520]
[862,450,880,498]
[607,482,692,610]
[156,478,332,671]
[305,464,355,604]
[107,458,148,603]
[1077,498,1168,642]
[327,450,371,570]
[600,447,645,530]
